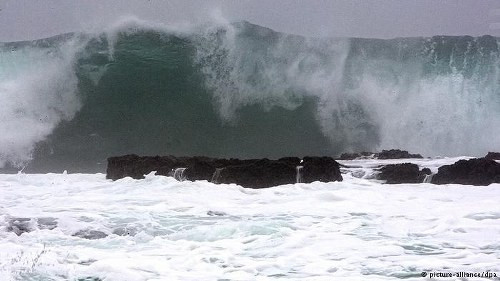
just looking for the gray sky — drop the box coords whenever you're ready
[1,0,500,41]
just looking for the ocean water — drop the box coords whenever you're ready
[1,157,499,280]
[1,19,500,173]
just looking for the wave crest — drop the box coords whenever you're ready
[1,20,499,171]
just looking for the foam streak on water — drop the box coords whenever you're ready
[0,159,499,280]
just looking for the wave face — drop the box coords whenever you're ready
[1,20,500,172]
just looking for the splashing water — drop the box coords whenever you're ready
[1,19,500,171]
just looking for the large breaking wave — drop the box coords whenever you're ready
[1,19,500,172]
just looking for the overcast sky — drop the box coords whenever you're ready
[1,0,500,41]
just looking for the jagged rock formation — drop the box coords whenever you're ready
[107,155,342,188]
[377,163,431,184]
[72,229,108,240]
[6,217,57,236]
[338,149,423,160]
[432,158,500,186]
[485,152,500,160]
[338,152,374,160]
[376,149,423,159]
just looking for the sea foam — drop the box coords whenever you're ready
[0,157,499,280]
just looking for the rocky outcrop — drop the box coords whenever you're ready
[338,149,422,160]
[217,158,298,188]
[338,152,374,160]
[112,227,137,236]
[431,158,500,186]
[301,157,343,183]
[107,155,342,188]
[376,149,423,159]
[73,229,108,240]
[485,152,500,160]
[77,277,103,281]
[106,154,177,180]
[377,163,431,184]
[6,218,34,236]
[6,217,57,236]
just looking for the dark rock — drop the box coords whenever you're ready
[338,149,421,160]
[78,259,97,266]
[485,152,500,160]
[107,155,251,181]
[183,157,218,181]
[301,157,343,183]
[77,277,103,281]
[6,218,34,236]
[112,227,137,236]
[73,229,108,240]
[207,210,227,216]
[6,217,58,236]
[107,154,177,180]
[432,158,500,186]
[218,158,297,188]
[37,217,58,230]
[215,156,342,188]
[377,163,430,184]
[376,149,423,159]
[421,168,432,175]
[338,152,374,160]
[339,153,361,160]
[277,157,302,166]
[107,155,342,188]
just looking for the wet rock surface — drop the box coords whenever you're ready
[432,158,500,186]
[217,158,298,188]
[6,217,58,236]
[376,149,423,159]
[6,218,33,236]
[377,163,431,184]
[338,152,374,160]
[338,149,422,160]
[107,155,342,188]
[301,157,343,183]
[77,277,103,281]
[73,229,108,240]
[207,210,227,216]
[106,154,177,180]
[485,152,500,160]
[112,227,137,236]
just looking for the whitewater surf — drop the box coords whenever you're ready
[1,157,499,280]
[1,18,500,281]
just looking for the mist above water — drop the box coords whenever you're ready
[195,21,500,156]
[1,18,499,170]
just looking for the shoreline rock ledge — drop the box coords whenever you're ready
[432,158,500,186]
[106,155,343,188]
